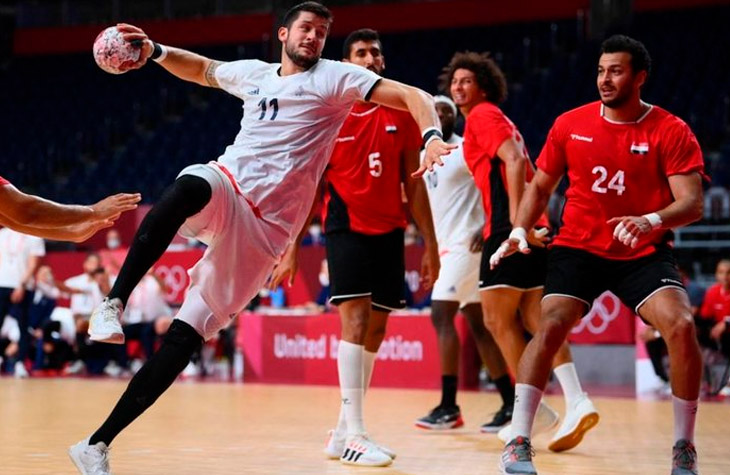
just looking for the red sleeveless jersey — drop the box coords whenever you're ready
[323,102,421,235]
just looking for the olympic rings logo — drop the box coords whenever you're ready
[154,265,188,302]
[571,291,621,335]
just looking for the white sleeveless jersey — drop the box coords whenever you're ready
[422,134,484,250]
[214,59,380,242]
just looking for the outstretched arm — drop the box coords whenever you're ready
[368,79,457,177]
[0,185,140,229]
[116,23,223,87]
[0,214,117,243]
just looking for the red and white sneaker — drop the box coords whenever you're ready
[340,434,393,467]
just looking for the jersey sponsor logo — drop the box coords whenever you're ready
[570,133,594,142]
[630,142,649,155]
[447,285,456,294]
[385,125,397,133]
[246,87,260,96]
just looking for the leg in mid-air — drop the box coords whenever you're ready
[88,174,212,344]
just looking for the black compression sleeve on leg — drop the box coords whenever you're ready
[108,175,212,306]
[89,320,204,446]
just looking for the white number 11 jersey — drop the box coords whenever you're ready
[214,58,381,241]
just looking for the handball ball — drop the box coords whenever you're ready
[93,26,140,74]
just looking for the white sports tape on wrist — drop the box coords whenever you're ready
[643,212,662,229]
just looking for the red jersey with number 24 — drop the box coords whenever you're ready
[536,101,704,260]
[323,102,421,235]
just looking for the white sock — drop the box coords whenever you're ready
[672,395,698,443]
[363,350,377,394]
[335,350,377,435]
[511,383,543,439]
[338,340,366,436]
[553,362,584,407]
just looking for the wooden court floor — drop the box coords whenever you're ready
[1,378,729,474]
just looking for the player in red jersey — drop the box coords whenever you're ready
[442,51,597,444]
[0,176,140,242]
[697,259,730,395]
[493,36,705,475]
[273,29,439,467]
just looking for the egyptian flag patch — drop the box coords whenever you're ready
[630,142,649,155]
[385,125,398,133]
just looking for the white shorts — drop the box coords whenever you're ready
[430,247,481,307]
[174,163,288,340]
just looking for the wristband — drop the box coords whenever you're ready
[422,127,443,149]
[509,227,527,241]
[643,212,662,230]
[150,42,168,62]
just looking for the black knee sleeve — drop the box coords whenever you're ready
[163,319,204,355]
[161,174,212,219]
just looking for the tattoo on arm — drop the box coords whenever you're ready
[205,60,222,88]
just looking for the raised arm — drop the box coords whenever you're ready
[0,185,140,229]
[368,79,457,177]
[116,23,223,87]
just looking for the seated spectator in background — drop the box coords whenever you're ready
[0,226,45,378]
[696,259,730,394]
[29,265,60,330]
[101,228,127,275]
[118,269,173,372]
[301,221,326,246]
[58,253,113,375]
[316,258,331,309]
[0,314,21,375]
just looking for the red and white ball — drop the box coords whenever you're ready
[92,26,141,75]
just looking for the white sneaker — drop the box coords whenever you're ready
[548,392,599,452]
[340,434,392,467]
[68,437,111,475]
[64,360,86,375]
[498,401,560,443]
[181,361,199,378]
[719,385,730,397]
[89,298,125,344]
[325,429,396,460]
[103,362,123,378]
[129,359,144,375]
[14,361,29,379]
[324,429,346,459]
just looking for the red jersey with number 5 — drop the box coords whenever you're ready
[323,102,421,235]
[536,101,704,260]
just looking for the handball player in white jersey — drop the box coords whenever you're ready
[69,2,454,473]
[415,95,514,432]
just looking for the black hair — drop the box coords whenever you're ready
[600,35,652,77]
[439,51,507,104]
[282,1,333,29]
[342,28,381,59]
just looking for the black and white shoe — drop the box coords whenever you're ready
[415,405,464,430]
[481,404,513,433]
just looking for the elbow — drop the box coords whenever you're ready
[504,151,527,168]
[690,196,704,223]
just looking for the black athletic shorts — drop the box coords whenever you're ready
[326,228,405,311]
[479,230,547,291]
[544,245,686,314]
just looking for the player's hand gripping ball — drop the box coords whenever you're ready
[93,26,141,74]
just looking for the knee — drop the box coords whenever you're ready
[661,314,697,346]
[430,312,456,337]
[168,175,212,216]
[163,320,204,355]
[536,311,573,348]
[483,313,511,340]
